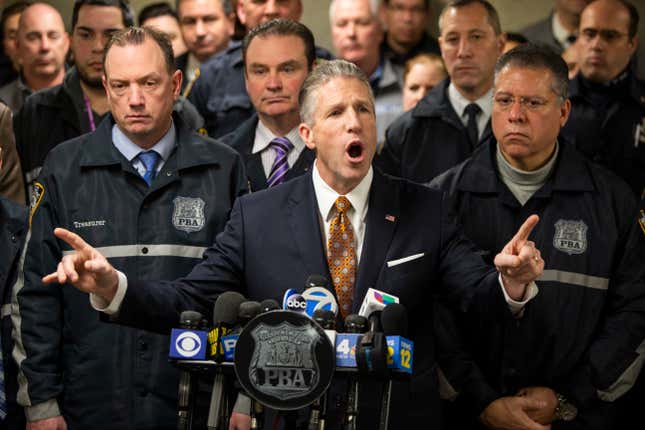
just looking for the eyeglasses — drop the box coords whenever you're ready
[494,95,558,111]
[580,28,629,43]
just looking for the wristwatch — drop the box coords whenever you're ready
[554,393,578,421]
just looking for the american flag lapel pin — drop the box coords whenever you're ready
[385,214,396,222]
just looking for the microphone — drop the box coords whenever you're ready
[176,310,205,430]
[342,314,368,430]
[283,288,307,313]
[207,292,246,430]
[209,291,246,361]
[358,288,399,320]
[260,299,280,313]
[309,309,337,430]
[356,310,387,377]
[379,303,409,430]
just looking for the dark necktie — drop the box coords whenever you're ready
[267,137,294,187]
[138,151,160,186]
[327,196,356,318]
[465,103,481,148]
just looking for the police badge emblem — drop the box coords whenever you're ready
[172,197,205,232]
[234,310,335,410]
[553,219,588,255]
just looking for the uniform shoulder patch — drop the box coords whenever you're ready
[639,210,645,236]
[29,181,45,226]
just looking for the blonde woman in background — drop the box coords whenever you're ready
[402,53,447,111]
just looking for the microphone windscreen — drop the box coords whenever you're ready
[305,274,329,289]
[344,314,368,333]
[381,303,408,337]
[238,301,262,323]
[213,291,246,325]
[313,309,336,330]
[179,310,203,328]
[260,299,280,313]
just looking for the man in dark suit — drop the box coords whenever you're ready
[219,19,315,192]
[45,59,546,429]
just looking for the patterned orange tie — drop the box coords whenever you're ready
[327,196,356,318]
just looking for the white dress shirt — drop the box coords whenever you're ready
[448,83,493,140]
[311,163,372,261]
[252,121,305,178]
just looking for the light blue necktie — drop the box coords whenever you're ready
[138,151,160,186]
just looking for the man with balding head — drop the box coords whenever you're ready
[189,0,333,137]
[0,2,69,112]
[561,0,644,200]
[13,26,246,430]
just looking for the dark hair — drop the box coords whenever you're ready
[242,19,316,71]
[495,43,569,100]
[505,32,527,45]
[175,0,233,16]
[1,2,30,37]
[103,26,176,75]
[439,0,501,35]
[382,0,429,10]
[72,0,135,30]
[138,2,178,26]
[615,0,639,39]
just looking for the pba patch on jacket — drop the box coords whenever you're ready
[29,181,45,226]
[172,196,205,232]
[639,210,645,236]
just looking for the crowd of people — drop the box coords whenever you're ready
[0,0,643,429]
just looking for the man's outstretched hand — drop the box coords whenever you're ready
[494,215,544,301]
[42,228,119,302]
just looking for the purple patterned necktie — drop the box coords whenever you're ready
[267,137,294,187]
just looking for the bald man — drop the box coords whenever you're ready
[0,3,69,112]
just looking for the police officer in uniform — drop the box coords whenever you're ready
[13,27,246,430]
[431,44,645,430]
[561,0,645,199]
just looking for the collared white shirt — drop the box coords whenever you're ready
[253,121,305,178]
[111,122,176,176]
[448,83,493,140]
[312,163,372,262]
[552,12,576,50]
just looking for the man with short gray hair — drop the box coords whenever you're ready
[43,58,546,429]
[431,43,645,430]
[330,0,403,146]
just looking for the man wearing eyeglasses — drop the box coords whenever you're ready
[430,42,645,430]
[561,0,644,200]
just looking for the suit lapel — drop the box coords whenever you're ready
[285,147,315,181]
[246,152,268,192]
[286,175,329,278]
[353,170,399,310]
